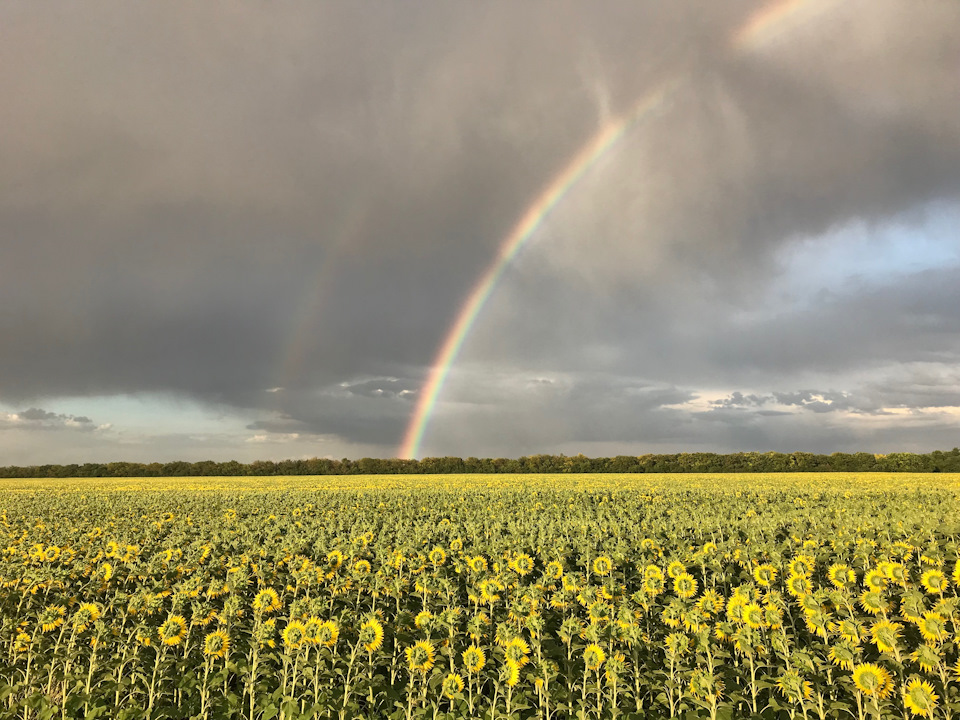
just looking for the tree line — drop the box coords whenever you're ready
[1,449,960,478]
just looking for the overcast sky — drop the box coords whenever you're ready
[2,0,960,464]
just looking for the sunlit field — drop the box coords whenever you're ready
[4,473,960,719]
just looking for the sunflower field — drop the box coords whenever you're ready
[3,472,960,720]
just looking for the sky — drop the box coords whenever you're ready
[2,0,960,464]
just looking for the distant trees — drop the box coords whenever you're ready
[1,448,959,478]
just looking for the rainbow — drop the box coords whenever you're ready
[398,80,679,459]
[732,0,838,51]
[398,0,839,459]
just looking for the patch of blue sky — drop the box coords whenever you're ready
[774,199,960,307]
[2,393,252,436]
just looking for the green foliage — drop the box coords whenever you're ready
[3,448,960,478]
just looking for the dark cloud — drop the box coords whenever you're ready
[1,408,99,432]
[1,0,959,458]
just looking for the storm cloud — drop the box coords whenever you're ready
[1,0,959,462]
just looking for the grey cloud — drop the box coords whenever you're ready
[18,408,60,422]
[2,408,99,432]
[1,0,959,456]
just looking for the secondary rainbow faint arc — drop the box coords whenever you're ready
[398,79,679,459]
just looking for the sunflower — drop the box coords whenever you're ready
[359,618,384,653]
[203,629,229,659]
[787,555,815,579]
[666,561,685,579]
[871,619,902,654]
[903,678,939,718]
[592,556,613,577]
[43,545,61,562]
[588,600,612,625]
[505,637,531,667]
[798,593,822,616]
[252,588,283,615]
[406,639,436,673]
[511,553,534,576]
[726,595,746,623]
[414,610,433,631]
[255,618,277,649]
[911,644,941,674]
[583,643,606,671]
[13,632,30,653]
[479,579,503,604]
[828,641,856,671]
[917,612,947,644]
[665,632,689,658]
[786,573,811,598]
[71,603,101,633]
[682,607,709,634]
[462,645,486,674]
[742,603,766,629]
[303,617,322,645]
[834,618,865,645]
[776,668,812,702]
[316,620,338,648]
[828,562,856,589]
[428,547,447,566]
[98,562,113,582]
[921,569,948,595]
[282,620,306,650]
[673,572,698,599]
[864,568,888,592]
[852,663,892,698]
[502,661,521,687]
[753,564,778,588]
[697,589,723,616]
[468,556,488,573]
[884,562,908,586]
[39,604,66,633]
[352,559,372,575]
[643,573,665,596]
[441,672,464,699]
[159,616,188,646]
[713,622,733,642]
[544,560,563,581]
[859,590,889,616]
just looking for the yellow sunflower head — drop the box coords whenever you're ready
[462,645,485,674]
[203,629,229,659]
[253,588,283,615]
[592,556,613,577]
[282,620,306,651]
[441,672,464,699]
[903,678,939,718]
[159,615,188,646]
[405,639,436,673]
[852,663,892,698]
[673,572,698,600]
[359,618,384,653]
[921,569,948,595]
[583,643,606,672]
[753,564,777,588]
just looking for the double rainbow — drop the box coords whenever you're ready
[397,0,840,459]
